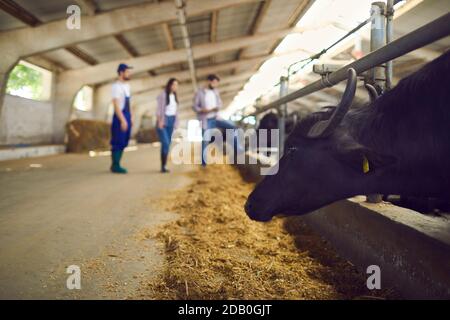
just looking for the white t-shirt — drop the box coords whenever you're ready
[204,89,218,119]
[111,81,131,110]
[165,93,178,116]
[204,89,217,110]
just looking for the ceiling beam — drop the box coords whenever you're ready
[74,0,141,62]
[0,0,98,66]
[236,0,271,61]
[233,0,312,79]
[65,46,98,65]
[115,34,139,57]
[161,22,185,74]
[210,10,218,42]
[227,1,312,105]
[209,10,219,64]
[0,0,40,26]
[62,27,296,86]
[1,0,263,60]
[264,0,313,57]
[162,23,175,51]
[74,0,98,16]
[25,55,66,72]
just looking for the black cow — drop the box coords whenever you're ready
[257,111,297,135]
[245,50,450,222]
[256,111,298,151]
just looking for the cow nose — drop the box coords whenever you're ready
[244,200,253,215]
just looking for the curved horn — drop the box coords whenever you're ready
[307,68,357,138]
[364,83,379,102]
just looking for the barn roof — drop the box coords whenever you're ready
[0,0,448,120]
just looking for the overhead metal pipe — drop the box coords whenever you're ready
[175,0,198,92]
[367,1,386,204]
[243,12,450,118]
[369,2,386,91]
[278,76,288,156]
[385,0,395,89]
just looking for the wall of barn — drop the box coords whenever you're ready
[0,94,54,145]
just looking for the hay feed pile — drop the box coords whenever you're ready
[141,165,396,300]
[66,119,111,153]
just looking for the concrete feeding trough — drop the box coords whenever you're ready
[237,153,450,299]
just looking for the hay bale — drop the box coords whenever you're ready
[136,127,159,143]
[66,119,111,153]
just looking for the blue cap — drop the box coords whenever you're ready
[117,63,133,73]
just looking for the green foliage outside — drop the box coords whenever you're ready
[6,63,43,99]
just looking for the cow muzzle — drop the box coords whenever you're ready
[244,198,274,222]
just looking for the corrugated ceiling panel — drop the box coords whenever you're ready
[243,0,308,58]
[122,25,169,55]
[95,0,156,12]
[40,49,89,69]
[77,37,129,63]
[14,0,80,22]
[0,10,27,30]
[216,2,259,41]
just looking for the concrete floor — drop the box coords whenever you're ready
[0,144,193,299]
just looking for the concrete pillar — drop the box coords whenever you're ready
[93,85,114,121]
[0,55,19,124]
[52,73,83,143]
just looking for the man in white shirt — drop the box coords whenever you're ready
[193,74,242,166]
[110,63,133,174]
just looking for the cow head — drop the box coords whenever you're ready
[258,112,279,130]
[245,69,396,222]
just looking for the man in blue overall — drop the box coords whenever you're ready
[110,63,132,174]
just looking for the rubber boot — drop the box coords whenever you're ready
[117,150,128,173]
[110,150,127,174]
[161,153,169,173]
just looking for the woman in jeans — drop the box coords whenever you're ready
[156,78,179,173]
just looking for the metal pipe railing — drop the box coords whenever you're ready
[367,1,386,204]
[244,12,450,118]
[277,76,288,156]
[369,2,386,90]
[385,0,394,90]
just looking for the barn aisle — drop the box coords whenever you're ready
[0,144,194,299]
[0,144,398,299]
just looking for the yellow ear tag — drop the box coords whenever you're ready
[363,155,370,173]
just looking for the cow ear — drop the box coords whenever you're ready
[335,144,397,174]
